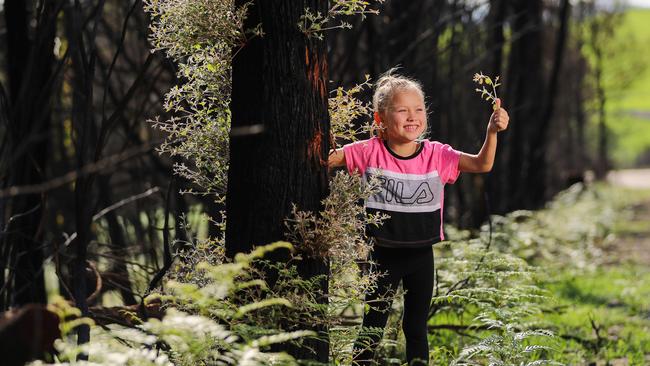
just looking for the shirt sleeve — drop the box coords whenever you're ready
[437,143,461,184]
[342,139,373,176]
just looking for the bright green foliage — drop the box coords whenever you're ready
[454,329,561,366]
[606,8,650,167]
[430,237,559,365]
[30,243,314,365]
[603,9,650,111]
[536,186,650,364]
[298,0,384,40]
[144,0,252,58]
[47,0,650,364]
[544,267,650,364]
[485,183,616,270]
[421,184,650,365]
[144,0,254,199]
[581,8,650,166]
[328,76,374,146]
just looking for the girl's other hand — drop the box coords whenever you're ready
[488,98,509,133]
[328,149,346,169]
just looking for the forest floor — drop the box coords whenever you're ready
[606,169,650,267]
[428,171,650,366]
[607,169,650,190]
[574,169,650,365]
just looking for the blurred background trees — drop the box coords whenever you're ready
[0,0,176,313]
[327,0,648,225]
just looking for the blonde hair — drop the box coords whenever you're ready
[372,68,427,140]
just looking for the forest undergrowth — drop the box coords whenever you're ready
[425,183,650,366]
[29,182,650,365]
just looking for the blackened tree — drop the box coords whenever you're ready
[0,0,61,310]
[226,1,331,362]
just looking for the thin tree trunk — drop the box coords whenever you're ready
[503,0,545,211]
[98,178,137,305]
[528,0,571,199]
[4,0,29,101]
[488,0,506,79]
[575,64,587,171]
[483,0,507,224]
[64,0,107,352]
[595,52,609,178]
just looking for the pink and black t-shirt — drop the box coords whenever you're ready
[343,137,461,248]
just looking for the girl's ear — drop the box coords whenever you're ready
[374,112,382,126]
[373,112,386,139]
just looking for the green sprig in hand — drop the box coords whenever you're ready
[473,72,501,111]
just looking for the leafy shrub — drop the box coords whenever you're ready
[32,243,315,366]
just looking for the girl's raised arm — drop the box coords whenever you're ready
[328,149,346,169]
[458,103,509,173]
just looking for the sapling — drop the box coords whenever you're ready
[473,72,501,111]
[299,0,385,39]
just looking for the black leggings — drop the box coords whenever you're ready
[352,245,434,366]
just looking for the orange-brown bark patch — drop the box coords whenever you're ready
[305,46,327,99]
[308,130,327,167]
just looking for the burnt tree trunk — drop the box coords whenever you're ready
[482,0,508,225]
[98,178,137,305]
[502,0,545,211]
[64,0,106,350]
[226,1,330,362]
[0,0,60,309]
[594,44,609,178]
[528,0,571,200]
[588,14,611,179]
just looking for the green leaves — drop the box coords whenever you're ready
[144,0,251,58]
[35,243,320,366]
[472,71,501,109]
[249,330,316,348]
[234,298,293,319]
[437,184,632,365]
[145,1,246,201]
[298,0,384,40]
[329,76,374,146]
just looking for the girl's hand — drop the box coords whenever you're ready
[328,149,346,169]
[488,98,509,133]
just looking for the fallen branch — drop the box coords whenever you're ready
[0,142,158,198]
[88,297,165,327]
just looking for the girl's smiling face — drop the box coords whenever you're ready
[379,89,427,144]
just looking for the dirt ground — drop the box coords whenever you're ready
[607,169,650,190]
[605,169,650,266]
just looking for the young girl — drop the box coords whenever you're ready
[328,71,509,365]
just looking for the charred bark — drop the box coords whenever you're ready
[528,0,571,200]
[226,1,330,361]
[0,0,61,309]
[502,0,545,211]
[98,177,137,305]
[63,0,107,350]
